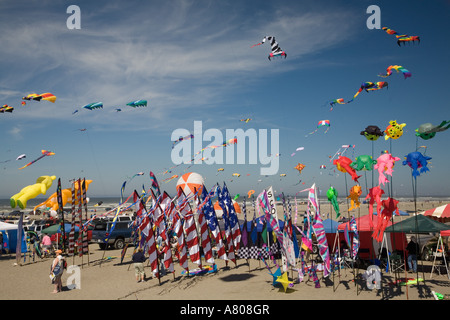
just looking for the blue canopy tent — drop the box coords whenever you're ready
[0,221,27,254]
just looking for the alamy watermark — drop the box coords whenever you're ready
[66,5,81,30]
[171,121,279,175]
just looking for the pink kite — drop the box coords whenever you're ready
[365,186,385,229]
[373,153,400,186]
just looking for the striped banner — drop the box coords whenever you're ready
[68,181,76,256]
[81,179,89,255]
[198,209,214,264]
[139,216,159,278]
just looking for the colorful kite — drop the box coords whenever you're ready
[403,151,432,179]
[162,174,179,183]
[240,118,252,123]
[18,150,55,170]
[329,98,349,111]
[232,173,241,177]
[352,82,388,101]
[294,163,305,174]
[251,36,287,60]
[172,134,194,149]
[415,121,450,140]
[307,120,330,136]
[22,93,56,103]
[360,125,384,141]
[126,100,147,107]
[83,102,103,110]
[384,120,406,140]
[0,105,14,113]
[382,27,420,46]
[378,65,411,79]
[291,147,304,157]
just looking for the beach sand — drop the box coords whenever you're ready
[1,200,449,302]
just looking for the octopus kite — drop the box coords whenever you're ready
[372,197,399,242]
[251,36,287,60]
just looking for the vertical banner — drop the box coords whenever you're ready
[68,181,76,256]
[82,179,89,256]
[15,212,24,264]
[57,178,66,251]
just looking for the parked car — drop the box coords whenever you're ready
[91,220,133,250]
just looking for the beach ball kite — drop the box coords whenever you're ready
[176,172,204,197]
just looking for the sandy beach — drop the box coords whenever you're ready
[1,200,449,302]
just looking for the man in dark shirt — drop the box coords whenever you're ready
[406,236,419,273]
[132,248,147,282]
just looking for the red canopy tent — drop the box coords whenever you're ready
[337,214,406,260]
[418,204,450,223]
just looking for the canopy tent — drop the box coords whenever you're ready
[417,204,450,223]
[385,214,450,279]
[42,223,79,235]
[337,214,406,260]
[384,214,450,233]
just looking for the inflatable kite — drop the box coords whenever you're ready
[33,179,92,212]
[126,100,147,107]
[415,121,450,140]
[351,155,376,171]
[10,175,56,209]
[0,105,14,113]
[378,65,411,79]
[326,187,340,218]
[19,150,55,170]
[365,186,384,229]
[374,153,400,186]
[333,156,361,182]
[83,102,103,110]
[382,27,420,46]
[251,36,287,60]
[385,120,406,140]
[403,151,431,179]
[347,185,362,212]
[372,197,399,242]
[360,125,384,141]
[294,163,305,174]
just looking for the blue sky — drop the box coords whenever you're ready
[0,0,449,201]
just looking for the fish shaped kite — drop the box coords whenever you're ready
[18,150,55,170]
[83,102,103,110]
[378,65,411,79]
[385,120,406,140]
[251,36,287,60]
[126,100,147,107]
[382,27,420,46]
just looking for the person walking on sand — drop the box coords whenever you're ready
[132,248,147,283]
[50,249,65,293]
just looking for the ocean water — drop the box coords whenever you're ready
[1,197,122,215]
[2,195,449,215]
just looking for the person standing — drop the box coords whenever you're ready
[407,236,419,273]
[50,249,65,293]
[132,248,147,282]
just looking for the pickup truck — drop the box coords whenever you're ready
[91,220,133,249]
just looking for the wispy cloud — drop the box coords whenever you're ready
[0,1,359,133]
